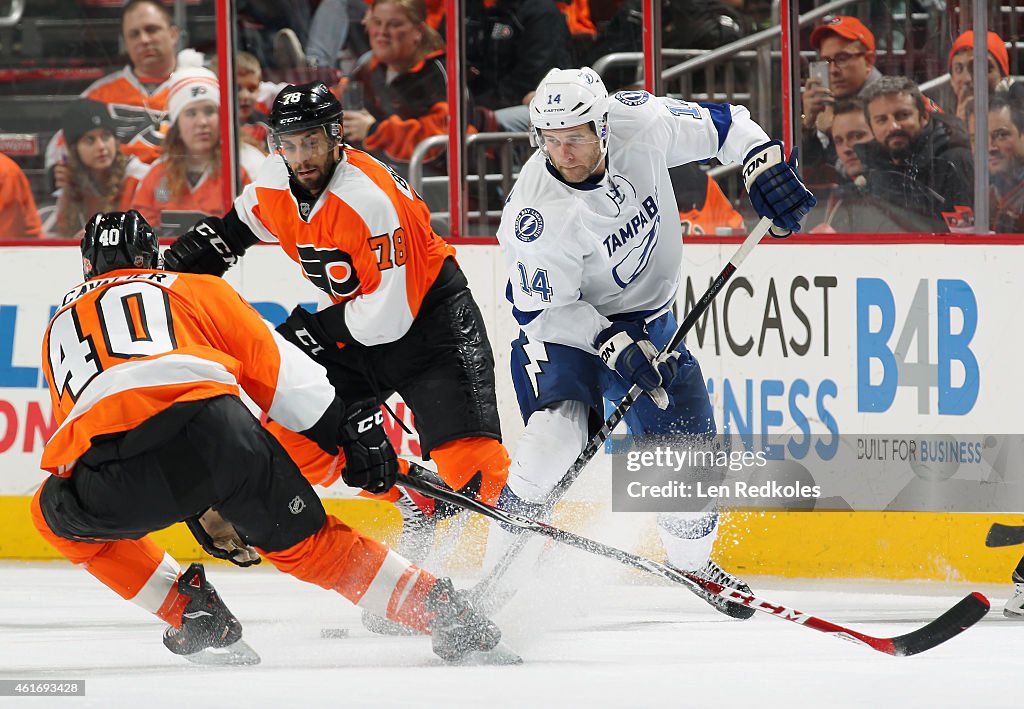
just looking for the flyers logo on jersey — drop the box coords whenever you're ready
[297,245,361,298]
[515,208,544,242]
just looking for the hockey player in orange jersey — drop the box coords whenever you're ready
[162,81,511,560]
[33,210,505,665]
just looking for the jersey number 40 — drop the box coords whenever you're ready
[48,282,177,402]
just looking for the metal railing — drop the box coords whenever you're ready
[408,131,532,225]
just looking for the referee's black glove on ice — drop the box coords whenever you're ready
[339,401,399,494]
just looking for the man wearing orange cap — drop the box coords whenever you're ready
[949,30,1011,122]
[801,16,883,176]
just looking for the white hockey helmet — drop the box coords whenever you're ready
[529,67,610,158]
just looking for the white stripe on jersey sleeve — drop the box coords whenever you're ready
[341,266,414,345]
[233,158,288,243]
[263,321,338,432]
[325,159,416,345]
[50,353,239,439]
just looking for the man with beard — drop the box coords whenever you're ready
[857,75,974,232]
[161,84,513,634]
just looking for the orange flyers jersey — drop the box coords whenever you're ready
[82,68,172,164]
[40,269,336,476]
[0,153,42,240]
[234,147,456,346]
[45,68,173,169]
[679,175,744,236]
[133,160,251,230]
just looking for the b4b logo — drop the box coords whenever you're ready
[856,278,978,415]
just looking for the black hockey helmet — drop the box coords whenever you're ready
[81,210,160,279]
[269,81,342,138]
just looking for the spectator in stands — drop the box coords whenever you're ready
[0,152,43,240]
[46,100,146,239]
[669,163,744,236]
[234,52,274,176]
[948,30,1011,123]
[556,0,597,64]
[858,76,974,232]
[46,0,183,173]
[801,16,882,177]
[465,0,571,131]
[983,93,1024,233]
[344,0,455,177]
[134,69,251,235]
[806,97,917,233]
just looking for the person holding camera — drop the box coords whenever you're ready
[801,16,883,179]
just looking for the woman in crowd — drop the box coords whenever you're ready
[343,0,457,176]
[47,99,145,238]
[134,68,250,235]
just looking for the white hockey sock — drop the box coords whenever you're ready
[482,402,589,571]
[656,508,719,572]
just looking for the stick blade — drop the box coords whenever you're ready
[888,592,990,657]
[985,523,1024,547]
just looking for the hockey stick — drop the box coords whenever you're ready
[985,523,1024,547]
[474,216,773,601]
[405,466,989,656]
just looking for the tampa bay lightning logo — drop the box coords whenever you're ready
[515,208,544,242]
[614,91,649,106]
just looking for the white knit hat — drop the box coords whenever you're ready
[166,67,220,125]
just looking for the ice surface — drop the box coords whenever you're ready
[0,559,1018,709]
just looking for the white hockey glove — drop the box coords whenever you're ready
[595,322,679,410]
[185,508,262,567]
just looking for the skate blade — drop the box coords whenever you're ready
[184,639,262,666]
[450,640,523,666]
[361,609,423,636]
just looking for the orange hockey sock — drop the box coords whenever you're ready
[431,437,510,504]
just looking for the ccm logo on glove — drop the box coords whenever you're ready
[355,409,384,434]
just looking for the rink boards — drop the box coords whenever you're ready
[1,237,1022,582]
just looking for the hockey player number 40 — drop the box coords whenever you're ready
[48,282,176,401]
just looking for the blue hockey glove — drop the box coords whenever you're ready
[595,322,679,410]
[742,141,817,237]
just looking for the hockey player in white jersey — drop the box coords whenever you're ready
[491,67,816,617]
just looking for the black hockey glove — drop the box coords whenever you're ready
[276,306,336,362]
[164,218,240,276]
[185,508,262,567]
[339,401,399,494]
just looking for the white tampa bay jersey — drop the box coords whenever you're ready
[497,90,770,353]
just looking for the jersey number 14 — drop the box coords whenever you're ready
[517,263,553,302]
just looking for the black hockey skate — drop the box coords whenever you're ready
[162,563,260,665]
[425,577,519,664]
[685,559,756,620]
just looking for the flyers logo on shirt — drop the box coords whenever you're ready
[297,245,361,298]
